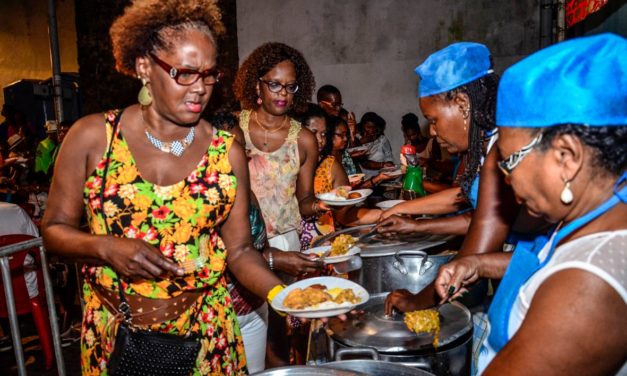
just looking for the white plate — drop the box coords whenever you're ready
[348,173,365,184]
[347,146,368,153]
[382,169,403,177]
[375,199,406,210]
[303,245,361,264]
[271,276,369,318]
[317,189,372,206]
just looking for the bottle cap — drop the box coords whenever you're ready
[401,145,416,155]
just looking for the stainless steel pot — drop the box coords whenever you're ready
[321,348,436,375]
[327,294,473,376]
[313,225,455,294]
[251,366,365,375]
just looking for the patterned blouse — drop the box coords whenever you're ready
[239,109,302,238]
[81,110,246,375]
[300,156,336,249]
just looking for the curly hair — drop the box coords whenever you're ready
[233,42,315,114]
[110,0,225,77]
[357,112,387,137]
[532,124,627,177]
[437,72,499,199]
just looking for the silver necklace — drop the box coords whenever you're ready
[142,110,195,157]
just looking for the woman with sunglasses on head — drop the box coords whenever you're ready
[41,1,285,374]
[435,33,626,375]
[233,42,324,367]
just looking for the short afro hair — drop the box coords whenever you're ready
[110,0,225,77]
[233,42,315,114]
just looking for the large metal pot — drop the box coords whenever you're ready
[327,294,473,376]
[313,225,456,294]
[251,366,365,375]
[321,348,435,375]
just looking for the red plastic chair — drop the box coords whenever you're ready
[0,234,54,370]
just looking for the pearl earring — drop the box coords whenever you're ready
[560,179,573,205]
[256,97,263,105]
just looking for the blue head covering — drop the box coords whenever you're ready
[497,33,627,127]
[415,42,493,98]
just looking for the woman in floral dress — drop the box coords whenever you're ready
[41,1,283,374]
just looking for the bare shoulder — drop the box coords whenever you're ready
[297,125,316,147]
[63,112,108,156]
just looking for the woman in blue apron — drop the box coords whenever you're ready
[434,33,627,375]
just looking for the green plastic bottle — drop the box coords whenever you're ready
[402,165,426,199]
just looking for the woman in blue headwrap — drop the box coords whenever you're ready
[377,42,502,235]
[435,33,627,375]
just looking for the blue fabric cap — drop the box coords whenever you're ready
[497,33,627,127]
[415,42,492,97]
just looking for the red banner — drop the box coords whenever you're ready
[566,0,610,27]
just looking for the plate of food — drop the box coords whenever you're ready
[303,234,360,263]
[381,168,403,178]
[347,145,369,153]
[317,187,372,206]
[348,173,365,185]
[375,199,405,210]
[271,276,369,318]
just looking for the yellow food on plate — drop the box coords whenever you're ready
[329,234,356,256]
[404,309,441,347]
[282,284,360,309]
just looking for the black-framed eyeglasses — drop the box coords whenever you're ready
[149,52,223,86]
[498,133,543,177]
[259,78,299,94]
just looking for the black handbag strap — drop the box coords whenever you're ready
[98,109,200,333]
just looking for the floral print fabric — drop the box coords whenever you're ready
[300,156,336,249]
[239,109,302,238]
[81,110,246,375]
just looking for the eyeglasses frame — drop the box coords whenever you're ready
[148,52,223,86]
[258,78,299,94]
[498,132,543,177]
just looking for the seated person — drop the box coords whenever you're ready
[355,112,395,179]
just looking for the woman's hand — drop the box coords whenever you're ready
[379,205,403,220]
[434,256,481,301]
[376,215,419,235]
[384,289,421,315]
[273,251,323,276]
[101,237,184,280]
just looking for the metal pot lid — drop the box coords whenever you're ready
[328,294,472,352]
[313,225,452,257]
[251,365,366,376]
[322,360,435,376]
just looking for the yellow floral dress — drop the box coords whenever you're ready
[300,156,336,249]
[81,110,246,375]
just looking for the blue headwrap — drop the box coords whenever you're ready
[497,33,627,127]
[415,42,493,98]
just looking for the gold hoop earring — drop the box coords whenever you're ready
[560,179,573,204]
[138,78,152,106]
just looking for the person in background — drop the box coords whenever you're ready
[436,33,626,375]
[317,85,361,176]
[211,111,320,373]
[42,1,285,373]
[35,120,60,178]
[233,41,324,367]
[356,111,395,179]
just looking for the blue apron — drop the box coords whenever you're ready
[487,173,627,351]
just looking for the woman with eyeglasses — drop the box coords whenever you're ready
[435,33,626,375]
[299,106,382,249]
[233,42,325,366]
[41,1,285,374]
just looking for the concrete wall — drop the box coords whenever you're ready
[237,0,540,161]
[0,0,78,122]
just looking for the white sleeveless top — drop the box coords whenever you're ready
[479,230,627,375]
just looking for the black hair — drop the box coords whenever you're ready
[438,72,499,199]
[322,116,344,160]
[534,124,626,177]
[401,112,420,133]
[210,110,238,131]
[316,84,341,102]
[358,111,386,136]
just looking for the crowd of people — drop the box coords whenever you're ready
[0,0,624,375]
